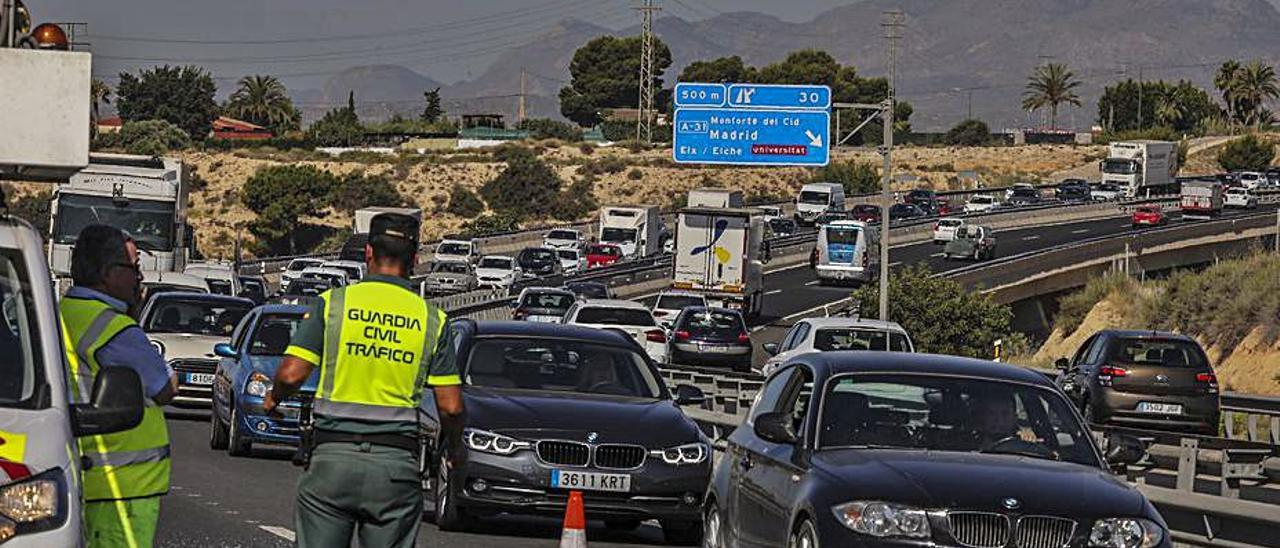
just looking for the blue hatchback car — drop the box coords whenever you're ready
[209,304,318,456]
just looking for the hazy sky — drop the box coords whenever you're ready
[31,0,859,88]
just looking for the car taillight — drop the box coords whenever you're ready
[933,222,939,230]
[674,330,691,341]
[1197,372,1219,392]
[653,310,667,317]
[512,310,526,320]
[1099,366,1128,377]
[737,333,751,343]
[645,330,667,342]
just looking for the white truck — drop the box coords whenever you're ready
[687,188,744,208]
[1180,180,1224,220]
[1100,140,1179,198]
[793,182,846,226]
[599,205,662,259]
[672,205,765,318]
[48,153,191,280]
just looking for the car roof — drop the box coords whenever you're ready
[546,228,581,234]
[1093,329,1197,341]
[440,238,475,244]
[799,317,909,332]
[677,306,742,316]
[256,303,308,315]
[579,299,648,310]
[657,290,705,298]
[827,220,868,228]
[302,266,348,275]
[321,260,363,267]
[149,291,255,305]
[479,255,515,261]
[469,320,637,346]
[800,352,1053,386]
[519,287,574,296]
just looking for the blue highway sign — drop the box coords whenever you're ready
[673,108,830,166]
[674,83,728,107]
[727,84,831,110]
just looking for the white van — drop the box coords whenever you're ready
[814,220,880,285]
[183,261,240,296]
[794,182,846,226]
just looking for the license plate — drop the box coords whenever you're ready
[528,315,559,323]
[185,373,215,386]
[1137,402,1182,415]
[551,470,631,492]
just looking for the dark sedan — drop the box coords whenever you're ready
[669,307,752,371]
[565,280,614,300]
[706,353,1164,548]
[1056,179,1091,202]
[210,304,318,456]
[423,320,710,545]
[1008,186,1044,206]
[850,204,881,224]
[517,247,565,280]
[888,203,926,221]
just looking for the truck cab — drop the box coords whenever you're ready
[598,205,662,259]
[1100,140,1178,198]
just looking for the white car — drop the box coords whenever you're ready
[555,248,586,275]
[300,266,350,288]
[963,194,998,214]
[543,228,585,250]
[1237,171,1265,190]
[475,255,519,289]
[650,290,708,323]
[280,258,325,292]
[139,292,255,405]
[756,205,784,221]
[1224,186,1258,209]
[932,217,966,244]
[759,317,914,376]
[142,270,209,296]
[1091,182,1123,201]
[564,299,669,364]
[435,238,480,264]
[183,262,240,296]
[320,260,366,282]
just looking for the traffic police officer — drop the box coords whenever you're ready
[264,213,466,547]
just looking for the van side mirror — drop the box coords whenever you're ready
[754,411,799,445]
[72,367,145,437]
[1054,358,1070,370]
[762,342,780,356]
[214,343,238,359]
[673,384,706,406]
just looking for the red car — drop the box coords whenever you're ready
[850,204,881,223]
[585,243,624,269]
[1131,205,1167,227]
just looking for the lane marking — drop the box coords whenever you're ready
[888,261,902,267]
[1022,235,1040,241]
[260,526,295,542]
[764,289,782,296]
[804,280,819,286]
[930,252,944,257]
[1071,229,1089,234]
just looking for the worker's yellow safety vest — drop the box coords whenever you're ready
[311,282,447,422]
[61,297,171,502]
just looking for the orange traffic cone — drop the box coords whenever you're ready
[559,490,587,548]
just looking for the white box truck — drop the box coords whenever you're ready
[687,188,744,208]
[1100,140,1178,198]
[340,206,423,261]
[1180,180,1224,220]
[599,205,662,259]
[672,206,765,318]
[48,153,191,279]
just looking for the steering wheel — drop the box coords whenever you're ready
[979,435,1024,452]
[980,435,1060,459]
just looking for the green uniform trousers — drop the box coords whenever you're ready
[296,442,423,548]
[84,496,161,548]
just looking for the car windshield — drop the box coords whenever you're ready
[938,219,964,228]
[679,309,743,337]
[438,242,470,256]
[520,292,574,310]
[1102,159,1137,174]
[1011,188,1039,198]
[432,262,470,274]
[519,249,556,265]
[53,194,176,251]
[588,244,620,256]
[799,191,830,205]
[478,257,513,269]
[769,219,794,231]
[813,328,912,352]
[206,279,233,296]
[286,278,331,296]
[575,307,656,327]
[600,227,637,244]
[286,259,322,272]
[1108,338,1208,368]
[818,375,1099,466]
[826,226,860,245]
[325,264,361,279]
[0,251,46,410]
[656,294,704,311]
[970,196,993,204]
[144,283,206,296]
[547,230,578,240]
[464,338,661,399]
[557,249,579,260]
[144,297,252,336]
[249,314,303,356]
[567,283,610,299]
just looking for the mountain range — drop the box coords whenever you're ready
[293,0,1280,131]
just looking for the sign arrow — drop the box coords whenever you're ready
[805,130,823,148]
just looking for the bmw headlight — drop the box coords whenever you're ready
[245,372,272,397]
[832,501,931,539]
[650,443,708,465]
[463,428,529,455]
[1089,518,1163,548]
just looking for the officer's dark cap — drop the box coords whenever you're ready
[369,213,420,244]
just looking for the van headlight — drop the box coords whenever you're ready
[832,501,931,539]
[245,372,272,397]
[650,443,708,465]
[464,428,529,455]
[1089,518,1163,548]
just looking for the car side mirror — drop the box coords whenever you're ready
[762,342,780,356]
[1055,357,1070,370]
[72,367,145,437]
[1104,433,1147,468]
[214,343,238,359]
[673,384,706,406]
[754,411,799,445]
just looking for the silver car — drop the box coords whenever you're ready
[422,260,478,295]
[760,317,914,376]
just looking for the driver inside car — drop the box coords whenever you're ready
[576,354,628,395]
[967,391,1039,449]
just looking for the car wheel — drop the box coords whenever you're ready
[433,450,470,531]
[703,502,725,548]
[209,404,229,450]
[789,519,820,548]
[661,519,702,546]
[605,519,642,531]
[227,403,253,457]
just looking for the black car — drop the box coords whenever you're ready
[706,353,1164,548]
[813,210,850,226]
[517,247,565,280]
[1056,179,1091,202]
[904,189,936,206]
[1055,330,1219,435]
[564,280,614,300]
[511,287,577,323]
[668,307,752,371]
[767,218,798,238]
[888,203,926,221]
[424,320,710,544]
[1007,186,1043,206]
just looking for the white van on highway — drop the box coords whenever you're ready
[814,220,880,285]
[794,182,846,226]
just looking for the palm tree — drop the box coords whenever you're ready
[90,79,112,134]
[1214,60,1243,127]
[1234,60,1280,129]
[224,75,300,134]
[1153,85,1187,129]
[1021,62,1082,129]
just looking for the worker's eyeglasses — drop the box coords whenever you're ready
[112,262,141,274]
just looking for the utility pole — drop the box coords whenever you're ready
[1137,65,1144,130]
[635,0,660,143]
[518,66,527,124]
[2,0,15,48]
[966,90,973,120]
[879,9,903,335]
